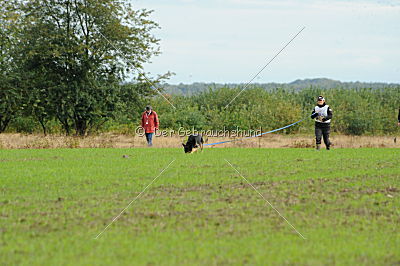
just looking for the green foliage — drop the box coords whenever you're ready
[343,112,372,135]
[7,116,38,134]
[0,0,24,133]
[162,79,400,95]
[146,86,399,135]
[3,83,399,135]
[1,0,165,135]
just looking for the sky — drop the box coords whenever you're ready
[131,0,400,84]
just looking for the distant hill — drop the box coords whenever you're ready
[161,78,400,95]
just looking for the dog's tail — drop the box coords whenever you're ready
[202,134,208,144]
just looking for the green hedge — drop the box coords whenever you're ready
[5,87,400,135]
[148,87,400,135]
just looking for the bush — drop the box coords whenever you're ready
[8,116,39,134]
[343,112,372,135]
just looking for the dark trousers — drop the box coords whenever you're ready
[145,133,153,146]
[315,123,330,147]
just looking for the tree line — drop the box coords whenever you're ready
[149,86,400,136]
[4,85,400,136]
[163,79,400,96]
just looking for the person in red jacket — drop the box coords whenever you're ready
[141,105,159,147]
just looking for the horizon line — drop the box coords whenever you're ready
[158,78,400,86]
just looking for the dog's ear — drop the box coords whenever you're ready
[182,143,185,147]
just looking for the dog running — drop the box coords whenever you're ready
[182,134,204,153]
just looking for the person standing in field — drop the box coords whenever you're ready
[311,96,333,150]
[141,105,159,147]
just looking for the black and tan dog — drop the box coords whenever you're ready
[182,134,204,153]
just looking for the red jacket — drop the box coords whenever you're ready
[141,111,159,133]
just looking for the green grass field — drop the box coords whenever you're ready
[1,148,399,265]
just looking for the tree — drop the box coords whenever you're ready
[19,0,163,135]
[0,0,23,133]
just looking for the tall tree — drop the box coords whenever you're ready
[19,0,162,135]
[0,0,23,133]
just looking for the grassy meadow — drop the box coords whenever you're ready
[1,148,399,265]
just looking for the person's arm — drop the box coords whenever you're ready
[141,113,145,128]
[398,108,400,125]
[154,112,159,129]
[311,107,318,119]
[322,107,333,121]
[398,108,400,122]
